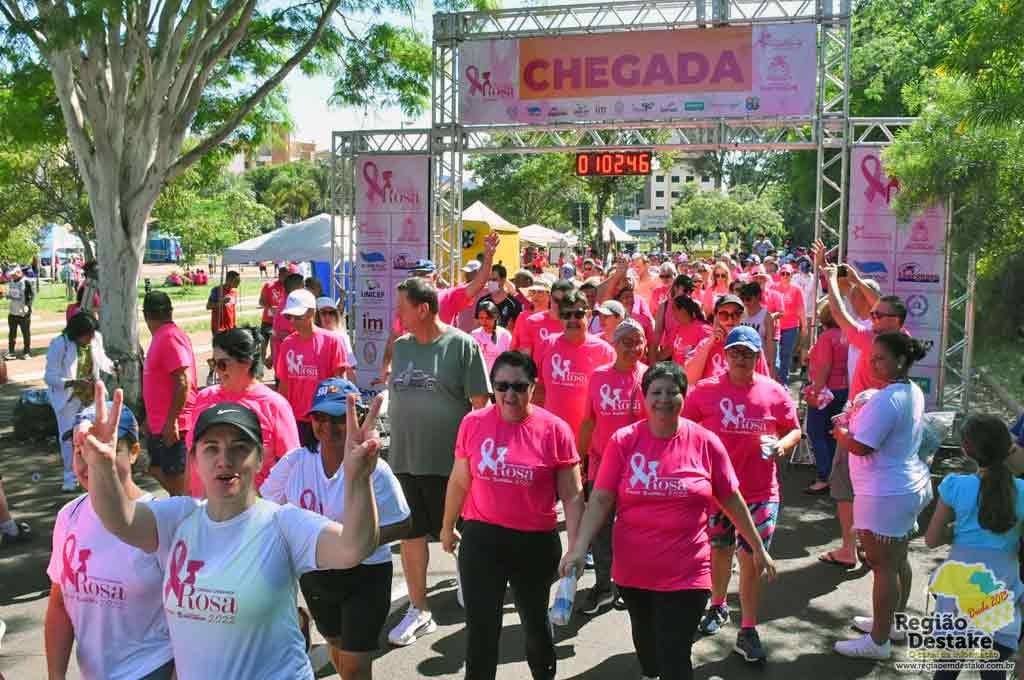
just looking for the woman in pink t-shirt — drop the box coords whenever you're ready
[440,351,584,680]
[649,274,696,363]
[805,301,849,494]
[773,265,807,386]
[666,295,712,366]
[186,329,300,497]
[701,263,732,318]
[561,362,775,680]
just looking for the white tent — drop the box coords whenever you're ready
[519,224,578,247]
[462,201,519,231]
[42,223,85,251]
[601,217,636,243]
[222,213,350,265]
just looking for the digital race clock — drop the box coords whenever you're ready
[575,151,653,176]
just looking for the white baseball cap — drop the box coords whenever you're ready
[283,289,317,316]
[316,296,339,311]
[461,260,482,273]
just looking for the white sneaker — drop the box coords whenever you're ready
[456,577,464,608]
[0,617,6,650]
[852,615,906,642]
[834,633,892,659]
[388,607,437,646]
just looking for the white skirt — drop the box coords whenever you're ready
[853,485,933,540]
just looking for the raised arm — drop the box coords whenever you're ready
[463,232,500,301]
[78,383,159,552]
[824,265,861,335]
[315,394,384,569]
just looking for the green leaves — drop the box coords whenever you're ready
[667,185,784,248]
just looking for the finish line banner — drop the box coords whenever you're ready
[847,146,948,407]
[460,24,816,125]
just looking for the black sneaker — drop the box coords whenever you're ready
[734,627,767,663]
[698,604,730,635]
[612,588,626,610]
[578,584,615,615]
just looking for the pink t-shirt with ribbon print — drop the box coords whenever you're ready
[455,405,580,532]
[584,362,647,481]
[692,336,772,381]
[536,333,616,435]
[595,419,738,591]
[682,373,799,503]
[274,327,348,423]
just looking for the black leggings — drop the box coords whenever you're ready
[618,586,710,680]
[8,314,29,354]
[932,642,1015,680]
[458,520,561,680]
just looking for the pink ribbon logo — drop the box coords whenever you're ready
[61,534,91,592]
[466,66,485,95]
[363,161,386,202]
[165,540,204,603]
[860,155,899,205]
[629,453,659,489]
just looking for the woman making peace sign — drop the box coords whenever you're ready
[75,382,381,680]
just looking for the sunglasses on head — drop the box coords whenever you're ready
[494,381,531,393]
[560,309,587,320]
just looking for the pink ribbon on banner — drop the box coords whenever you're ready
[860,155,900,205]
[465,66,485,95]
[362,161,386,202]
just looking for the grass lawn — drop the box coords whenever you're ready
[0,279,262,316]
[975,341,1024,407]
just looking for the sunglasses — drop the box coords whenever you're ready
[284,313,304,321]
[213,358,233,371]
[717,310,743,321]
[494,381,531,393]
[780,272,792,278]
[714,273,728,280]
[870,310,900,320]
[559,310,588,320]
[659,274,673,280]
[310,411,346,425]
[726,348,757,360]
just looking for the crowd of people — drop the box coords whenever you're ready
[1,232,1023,680]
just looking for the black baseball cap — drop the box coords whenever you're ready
[143,290,173,313]
[192,402,262,447]
[715,294,745,311]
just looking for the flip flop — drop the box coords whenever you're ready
[818,551,856,568]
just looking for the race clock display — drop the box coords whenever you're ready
[575,151,653,176]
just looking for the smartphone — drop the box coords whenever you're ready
[837,264,848,278]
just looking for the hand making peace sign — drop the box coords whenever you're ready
[74,381,124,469]
[343,392,385,482]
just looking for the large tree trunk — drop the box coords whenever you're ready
[89,175,157,413]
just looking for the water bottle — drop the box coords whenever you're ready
[816,387,835,409]
[759,434,780,460]
[549,574,577,626]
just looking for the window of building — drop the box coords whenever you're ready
[685,175,695,183]
[655,175,665,182]
[655,190,665,198]
[671,175,680,183]
[671,191,680,198]
[701,175,711,183]
[656,205,664,210]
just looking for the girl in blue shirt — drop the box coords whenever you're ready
[925,415,1024,679]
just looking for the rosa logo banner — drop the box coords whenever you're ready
[353,155,430,392]
[460,24,816,125]
[848,146,948,407]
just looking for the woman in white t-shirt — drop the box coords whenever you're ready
[833,332,932,661]
[470,300,512,373]
[45,403,174,680]
[261,377,411,679]
[75,382,383,680]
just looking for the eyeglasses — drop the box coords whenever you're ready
[870,310,900,320]
[284,313,304,321]
[213,358,232,371]
[494,381,531,393]
[559,310,588,320]
[310,412,346,425]
[717,310,743,321]
[726,348,757,361]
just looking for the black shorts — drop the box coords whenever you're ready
[146,433,187,475]
[396,474,448,540]
[299,562,393,652]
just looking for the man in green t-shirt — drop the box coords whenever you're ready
[387,276,490,647]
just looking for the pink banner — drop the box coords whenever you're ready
[848,147,948,406]
[460,24,816,125]
[353,155,430,392]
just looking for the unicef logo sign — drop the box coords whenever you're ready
[906,294,929,318]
